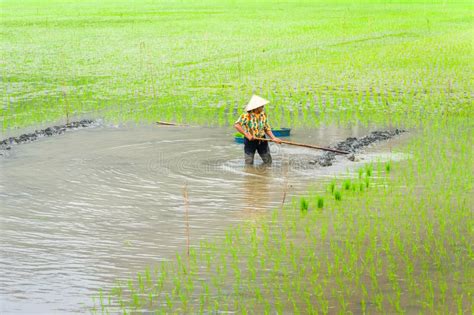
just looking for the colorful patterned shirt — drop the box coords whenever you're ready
[235,111,271,138]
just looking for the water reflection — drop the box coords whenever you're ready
[241,165,272,215]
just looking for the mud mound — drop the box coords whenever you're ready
[0,119,96,156]
[309,129,405,167]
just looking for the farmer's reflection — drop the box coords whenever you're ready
[241,164,271,215]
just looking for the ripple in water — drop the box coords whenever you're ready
[0,124,409,313]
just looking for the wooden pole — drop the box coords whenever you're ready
[254,137,350,155]
[156,121,189,126]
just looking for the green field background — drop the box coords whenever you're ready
[1,0,472,130]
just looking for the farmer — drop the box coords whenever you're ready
[234,95,282,165]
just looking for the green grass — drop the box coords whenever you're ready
[1,0,473,130]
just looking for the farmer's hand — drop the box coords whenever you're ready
[245,133,254,141]
[272,137,282,144]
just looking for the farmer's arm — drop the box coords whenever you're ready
[263,115,282,144]
[265,129,282,144]
[234,122,254,141]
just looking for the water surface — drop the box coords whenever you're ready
[0,124,408,313]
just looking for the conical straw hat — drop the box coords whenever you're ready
[245,95,269,112]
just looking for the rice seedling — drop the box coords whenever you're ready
[316,196,324,209]
[343,179,351,190]
[329,181,336,194]
[365,165,372,177]
[299,197,309,213]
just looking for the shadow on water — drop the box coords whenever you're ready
[0,124,411,313]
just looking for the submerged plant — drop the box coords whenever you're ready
[343,180,351,190]
[329,181,336,194]
[317,196,324,209]
[366,166,372,177]
[300,197,309,213]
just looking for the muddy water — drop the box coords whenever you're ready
[0,124,408,314]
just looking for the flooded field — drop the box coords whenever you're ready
[0,124,408,313]
[2,0,472,312]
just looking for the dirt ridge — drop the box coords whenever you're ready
[0,119,96,156]
[309,129,406,167]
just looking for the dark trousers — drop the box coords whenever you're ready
[244,137,272,165]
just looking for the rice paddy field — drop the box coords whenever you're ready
[1,0,473,313]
